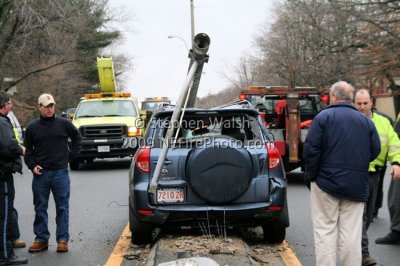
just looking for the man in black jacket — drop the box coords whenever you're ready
[24,93,81,253]
[0,91,28,265]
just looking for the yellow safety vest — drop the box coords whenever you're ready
[370,112,400,171]
[13,127,23,146]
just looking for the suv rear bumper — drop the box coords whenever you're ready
[129,180,288,228]
[129,200,286,228]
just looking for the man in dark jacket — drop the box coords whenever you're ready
[304,81,380,266]
[374,111,400,246]
[370,98,394,219]
[355,89,400,266]
[0,91,28,265]
[24,93,81,253]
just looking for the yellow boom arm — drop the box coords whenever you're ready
[97,57,116,93]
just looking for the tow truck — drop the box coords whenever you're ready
[239,85,329,172]
[140,96,172,126]
[69,57,142,170]
[141,96,172,111]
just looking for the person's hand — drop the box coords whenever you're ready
[33,165,43,175]
[391,164,400,180]
[20,146,26,156]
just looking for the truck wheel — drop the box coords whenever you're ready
[129,208,154,245]
[263,225,286,243]
[69,159,80,170]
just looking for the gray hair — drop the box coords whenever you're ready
[330,81,355,102]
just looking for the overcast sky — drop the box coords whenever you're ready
[109,0,276,101]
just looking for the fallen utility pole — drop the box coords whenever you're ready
[148,33,210,194]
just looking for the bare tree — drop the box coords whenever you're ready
[0,0,129,123]
[223,56,260,90]
[346,0,400,93]
[255,0,400,91]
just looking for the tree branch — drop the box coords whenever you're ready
[5,60,81,91]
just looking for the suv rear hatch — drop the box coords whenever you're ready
[143,109,275,205]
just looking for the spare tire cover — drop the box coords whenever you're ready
[186,137,253,204]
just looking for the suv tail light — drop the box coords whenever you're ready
[136,146,150,173]
[266,205,282,211]
[266,143,281,170]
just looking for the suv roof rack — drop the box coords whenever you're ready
[211,100,252,110]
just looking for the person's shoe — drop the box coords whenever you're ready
[0,255,28,265]
[56,240,68,253]
[12,239,26,249]
[375,231,400,244]
[28,240,48,253]
[362,255,377,266]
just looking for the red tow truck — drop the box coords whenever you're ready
[240,86,329,172]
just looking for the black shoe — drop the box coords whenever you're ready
[0,255,28,265]
[375,231,400,244]
[362,255,377,266]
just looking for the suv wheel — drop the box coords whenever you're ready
[129,209,154,245]
[69,158,80,170]
[262,225,286,243]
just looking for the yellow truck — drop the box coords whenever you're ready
[140,96,172,126]
[69,57,142,170]
[141,96,171,112]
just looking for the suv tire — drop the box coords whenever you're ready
[186,137,253,204]
[263,225,286,243]
[129,208,154,245]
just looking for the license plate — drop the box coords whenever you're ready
[98,145,110,152]
[157,188,184,203]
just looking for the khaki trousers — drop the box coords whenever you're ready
[310,182,364,266]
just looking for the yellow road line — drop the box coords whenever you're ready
[105,223,131,266]
[280,240,302,266]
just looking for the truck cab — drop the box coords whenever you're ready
[70,92,142,170]
[140,96,172,127]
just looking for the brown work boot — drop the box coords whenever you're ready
[13,239,26,248]
[362,255,377,266]
[57,240,68,253]
[28,240,48,253]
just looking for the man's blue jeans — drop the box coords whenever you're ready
[32,169,70,242]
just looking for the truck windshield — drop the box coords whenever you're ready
[142,101,170,111]
[75,100,137,118]
[249,95,323,114]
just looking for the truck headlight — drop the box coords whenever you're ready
[128,126,139,136]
